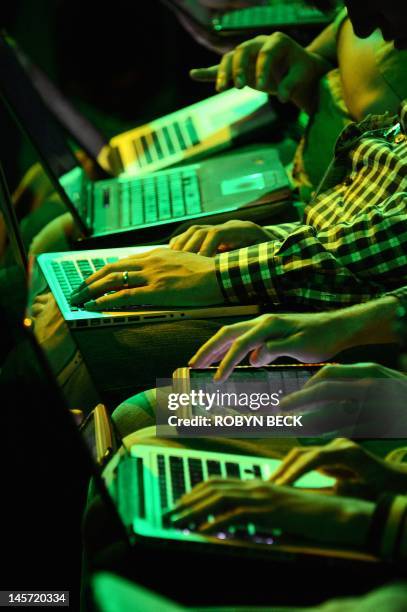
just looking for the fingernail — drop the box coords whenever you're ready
[83,300,98,311]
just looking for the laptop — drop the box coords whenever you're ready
[211,1,334,35]
[166,0,333,36]
[0,33,291,246]
[4,33,276,178]
[23,275,380,571]
[0,160,260,327]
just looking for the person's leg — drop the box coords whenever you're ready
[113,389,297,460]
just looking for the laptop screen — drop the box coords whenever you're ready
[0,161,28,274]
[0,34,90,235]
[13,41,107,164]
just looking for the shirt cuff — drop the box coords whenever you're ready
[215,243,279,305]
[263,222,302,240]
[385,286,407,313]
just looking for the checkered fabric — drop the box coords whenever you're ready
[215,102,407,309]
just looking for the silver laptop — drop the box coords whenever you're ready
[36,246,260,328]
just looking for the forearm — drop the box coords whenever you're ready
[329,295,400,353]
[305,8,347,66]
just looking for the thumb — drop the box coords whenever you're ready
[189,66,219,82]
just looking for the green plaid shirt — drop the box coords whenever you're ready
[215,102,407,309]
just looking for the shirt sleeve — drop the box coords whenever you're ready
[262,221,302,240]
[215,192,407,308]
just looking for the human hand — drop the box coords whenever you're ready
[270,438,407,499]
[278,363,407,440]
[190,32,331,112]
[29,212,82,256]
[170,220,273,256]
[69,248,224,310]
[189,311,349,382]
[166,478,373,548]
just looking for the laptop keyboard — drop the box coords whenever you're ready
[215,1,328,29]
[101,169,202,228]
[157,453,262,509]
[157,453,266,538]
[111,116,201,171]
[51,256,119,309]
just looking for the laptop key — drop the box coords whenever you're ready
[173,121,187,151]
[151,130,164,160]
[188,458,204,488]
[225,462,241,478]
[183,173,202,215]
[162,125,176,156]
[184,117,200,147]
[143,179,158,223]
[119,184,131,227]
[169,174,185,218]
[91,258,106,271]
[130,182,144,225]
[140,135,153,165]
[157,455,168,510]
[169,456,186,502]
[156,175,171,221]
[207,460,222,476]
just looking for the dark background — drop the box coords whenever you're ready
[0,0,219,190]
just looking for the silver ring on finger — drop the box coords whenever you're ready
[122,270,130,289]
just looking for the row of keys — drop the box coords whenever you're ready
[51,257,118,308]
[157,454,262,510]
[132,117,201,168]
[100,170,202,229]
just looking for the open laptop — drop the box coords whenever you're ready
[167,0,333,36]
[4,33,276,178]
[0,33,291,247]
[24,272,380,567]
[0,160,260,327]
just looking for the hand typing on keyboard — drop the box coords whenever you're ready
[69,248,224,310]
[164,477,374,548]
[170,220,274,256]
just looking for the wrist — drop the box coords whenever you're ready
[338,498,375,548]
[329,297,399,352]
